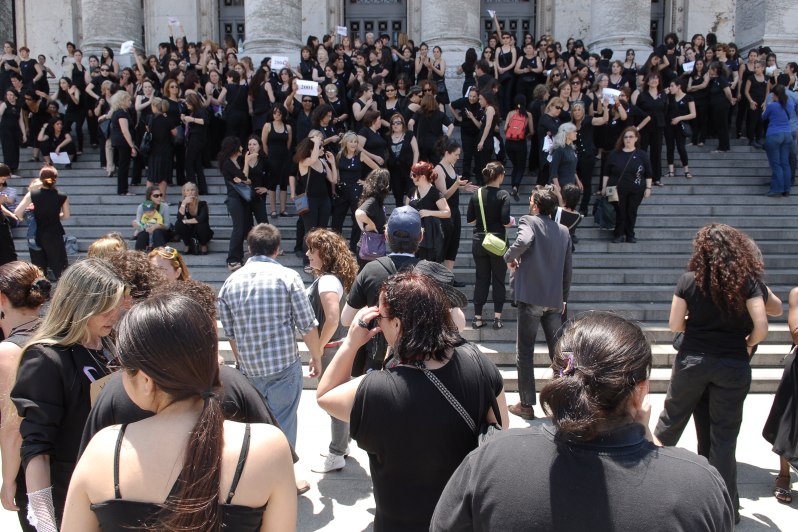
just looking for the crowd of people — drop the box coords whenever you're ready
[0,20,796,531]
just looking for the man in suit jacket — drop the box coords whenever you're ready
[504,188,572,420]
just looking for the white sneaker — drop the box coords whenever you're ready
[311,453,346,473]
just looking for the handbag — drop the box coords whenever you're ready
[436,80,447,94]
[232,182,252,202]
[294,193,310,215]
[605,185,619,203]
[419,215,444,262]
[672,331,684,351]
[477,188,507,256]
[681,121,693,139]
[139,129,152,157]
[358,230,386,261]
[99,119,110,138]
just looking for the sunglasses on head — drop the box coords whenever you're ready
[157,246,179,259]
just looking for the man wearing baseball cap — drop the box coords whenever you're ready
[341,206,423,373]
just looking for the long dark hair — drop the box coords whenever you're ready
[380,272,460,363]
[116,293,223,531]
[217,136,241,169]
[540,312,651,441]
[358,168,390,207]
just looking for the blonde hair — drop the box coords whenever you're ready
[109,90,131,112]
[545,97,566,114]
[24,259,126,350]
[87,234,128,258]
[182,182,199,197]
[148,247,191,281]
[337,131,360,162]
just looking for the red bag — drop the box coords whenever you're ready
[505,111,528,141]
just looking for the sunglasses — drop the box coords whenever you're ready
[151,193,163,198]
[623,135,637,139]
[302,99,313,103]
[423,88,432,92]
[554,106,563,110]
[386,88,396,92]
[391,121,403,125]
[571,81,580,85]
[100,68,109,72]
[157,246,179,259]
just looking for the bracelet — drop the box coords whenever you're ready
[645,187,652,190]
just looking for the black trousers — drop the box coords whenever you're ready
[577,154,596,213]
[710,100,731,151]
[655,351,751,511]
[474,143,494,185]
[460,131,479,181]
[86,109,98,146]
[0,218,17,265]
[745,105,764,142]
[251,194,269,224]
[613,187,644,240]
[114,144,133,194]
[65,111,86,151]
[472,238,507,315]
[134,228,169,251]
[32,231,67,280]
[0,129,20,172]
[185,139,208,194]
[331,183,362,251]
[692,99,709,145]
[664,123,689,167]
[505,139,527,189]
[388,161,412,206]
[173,140,185,185]
[301,195,332,252]
[639,125,663,181]
[174,219,214,246]
[225,195,252,264]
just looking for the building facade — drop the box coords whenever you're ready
[5,0,797,76]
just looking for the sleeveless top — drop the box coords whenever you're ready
[301,163,330,198]
[436,163,459,211]
[91,423,263,531]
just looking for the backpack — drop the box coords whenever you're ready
[505,111,528,141]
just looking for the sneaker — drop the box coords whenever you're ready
[321,446,350,458]
[508,402,535,420]
[311,453,346,473]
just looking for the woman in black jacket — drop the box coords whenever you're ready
[601,127,653,244]
[219,136,251,271]
[145,98,173,198]
[174,181,213,255]
[466,162,512,330]
[11,258,126,529]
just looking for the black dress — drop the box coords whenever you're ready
[409,186,449,263]
[0,100,22,171]
[30,187,68,278]
[265,124,290,191]
[763,348,798,470]
[147,114,173,183]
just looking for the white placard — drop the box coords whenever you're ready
[297,80,319,97]
[120,40,135,55]
[49,152,71,165]
[542,135,553,153]
[682,61,695,73]
[168,16,179,26]
[766,65,776,77]
[271,56,288,71]
[336,26,348,36]
[602,88,621,104]
[487,10,496,18]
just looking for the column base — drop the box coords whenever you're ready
[588,34,652,62]
[243,39,302,64]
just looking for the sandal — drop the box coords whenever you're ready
[774,474,793,504]
[471,317,485,329]
[684,171,693,179]
[271,211,278,217]
[492,318,503,330]
[663,171,674,178]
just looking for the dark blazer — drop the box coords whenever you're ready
[504,213,572,308]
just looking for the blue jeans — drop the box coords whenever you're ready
[248,358,303,448]
[321,345,351,455]
[764,131,792,194]
[516,303,562,406]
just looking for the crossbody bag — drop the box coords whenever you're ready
[478,187,507,256]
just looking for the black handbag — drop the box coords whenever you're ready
[232,182,252,202]
[139,130,152,157]
[418,216,443,262]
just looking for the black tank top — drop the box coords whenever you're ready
[90,423,263,531]
[302,162,331,198]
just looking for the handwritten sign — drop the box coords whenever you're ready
[336,26,348,36]
[602,88,621,104]
[297,80,319,97]
[271,56,288,71]
[120,40,135,55]
[682,61,695,73]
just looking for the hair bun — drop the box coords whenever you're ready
[31,278,52,298]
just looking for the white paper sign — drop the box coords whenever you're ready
[271,56,288,71]
[49,152,71,165]
[297,80,319,97]
[168,17,179,26]
[120,40,135,55]
[487,10,496,18]
[542,135,553,153]
[682,61,695,73]
[602,88,621,104]
[336,26,348,36]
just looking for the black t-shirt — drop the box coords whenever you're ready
[605,149,653,192]
[357,126,388,161]
[358,197,386,233]
[221,158,247,197]
[636,90,667,127]
[450,97,481,135]
[709,76,731,102]
[110,109,131,147]
[347,254,419,309]
[466,187,511,238]
[431,423,734,532]
[31,188,67,236]
[79,364,283,456]
[667,93,694,121]
[410,110,451,146]
[676,271,764,359]
[351,343,503,531]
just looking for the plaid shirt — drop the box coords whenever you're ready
[218,256,318,377]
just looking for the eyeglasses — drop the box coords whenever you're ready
[623,135,637,139]
[386,88,396,92]
[391,121,403,125]
[151,193,163,198]
[106,355,122,372]
[100,68,109,72]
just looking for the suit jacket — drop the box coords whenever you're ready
[504,213,572,308]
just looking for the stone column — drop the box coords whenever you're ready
[418,0,481,99]
[737,0,798,65]
[245,0,302,63]
[80,0,143,58]
[587,0,651,62]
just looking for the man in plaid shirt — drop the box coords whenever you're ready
[218,223,322,447]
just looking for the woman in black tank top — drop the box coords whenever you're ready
[61,294,297,531]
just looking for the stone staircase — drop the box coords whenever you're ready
[5,139,794,393]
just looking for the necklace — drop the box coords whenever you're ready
[9,316,40,336]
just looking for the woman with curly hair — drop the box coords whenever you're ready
[355,169,390,241]
[304,229,359,474]
[655,223,769,523]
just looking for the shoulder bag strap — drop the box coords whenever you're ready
[414,361,477,434]
[477,187,489,234]
[616,152,634,184]
[466,344,502,425]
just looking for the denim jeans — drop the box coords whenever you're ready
[321,345,351,455]
[654,352,751,510]
[247,357,303,448]
[516,303,562,406]
[764,131,793,194]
